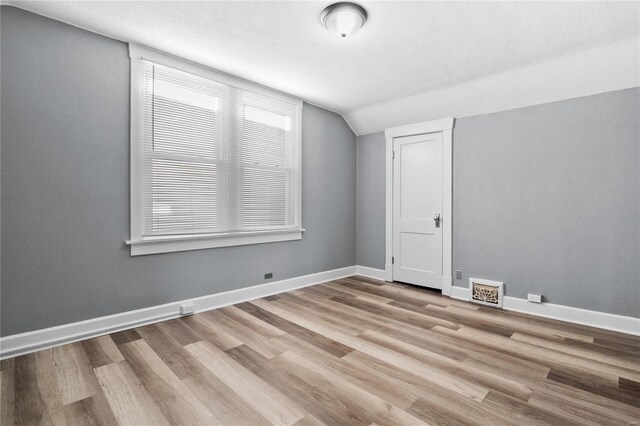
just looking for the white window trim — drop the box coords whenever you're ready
[127,44,303,256]
[128,45,303,109]
[126,229,305,256]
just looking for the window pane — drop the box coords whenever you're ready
[151,158,219,234]
[241,118,287,167]
[240,167,289,228]
[152,67,224,160]
[153,97,218,158]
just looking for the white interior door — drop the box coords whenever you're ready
[393,132,443,289]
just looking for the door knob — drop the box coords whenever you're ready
[434,213,441,228]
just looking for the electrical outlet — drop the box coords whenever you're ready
[179,303,195,315]
[455,270,462,280]
[264,272,273,279]
[527,293,542,303]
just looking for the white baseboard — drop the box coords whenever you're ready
[4,268,638,359]
[355,265,387,281]
[384,264,393,282]
[451,285,471,300]
[0,266,356,360]
[450,286,640,336]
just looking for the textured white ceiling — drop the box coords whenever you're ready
[5,1,640,133]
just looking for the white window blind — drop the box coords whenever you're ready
[232,92,298,231]
[129,51,302,254]
[140,62,227,236]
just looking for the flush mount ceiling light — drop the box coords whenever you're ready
[320,2,368,39]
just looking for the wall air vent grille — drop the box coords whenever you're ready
[469,278,504,308]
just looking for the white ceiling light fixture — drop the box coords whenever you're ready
[320,2,368,39]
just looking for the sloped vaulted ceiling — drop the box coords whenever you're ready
[5,1,640,135]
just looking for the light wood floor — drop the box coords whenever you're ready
[2,276,639,425]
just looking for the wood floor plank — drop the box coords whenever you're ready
[370,406,430,426]
[0,358,15,372]
[109,329,142,346]
[1,366,15,426]
[465,355,640,423]
[263,294,282,301]
[444,304,594,342]
[481,389,586,426]
[135,324,182,357]
[292,414,327,426]
[52,342,102,405]
[6,276,639,425]
[135,323,204,380]
[343,350,523,426]
[351,275,386,286]
[484,305,640,346]
[179,313,243,351]
[383,281,481,310]
[375,325,468,362]
[227,343,365,426]
[404,323,551,381]
[94,361,169,426]
[63,394,119,426]
[462,355,551,382]
[359,329,533,401]
[179,352,270,425]
[276,293,370,336]
[326,279,430,307]
[272,339,419,410]
[118,339,215,425]
[155,318,202,346]
[276,290,382,335]
[185,340,305,425]
[433,326,640,416]
[332,294,459,330]
[547,368,640,408]
[237,301,355,357]
[230,343,415,426]
[593,336,640,354]
[292,349,405,404]
[511,331,640,371]
[291,289,460,342]
[219,305,286,338]
[158,345,207,382]
[81,335,124,369]
[251,298,491,402]
[526,392,629,426]
[407,397,494,426]
[357,350,518,426]
[619,376,640,396]
[437,325,638,381]
[14,352,64,425]
[421,304,517,336]
[563,337,640,362]
[275,350,393,423]
[202,309,283,359]
[270,293,377,337]
[344,278,476,310]
[323,280,396,304]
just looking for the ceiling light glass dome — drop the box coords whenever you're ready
[321,2,368,39]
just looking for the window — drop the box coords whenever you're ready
[127,46,302,255]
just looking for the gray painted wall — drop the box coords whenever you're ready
[1,7,356,336]
[453,88,639,317]
[356,88,639,317]
[356,132,386,269]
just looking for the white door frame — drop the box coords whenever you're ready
[384,117,455,296]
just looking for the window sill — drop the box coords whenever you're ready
[126,228,304,256]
